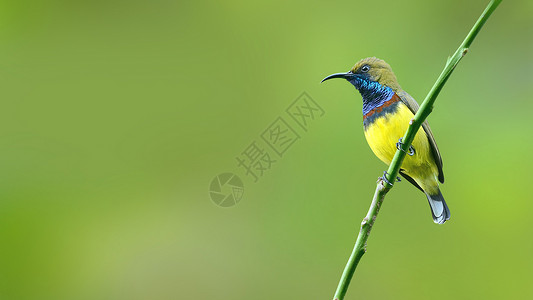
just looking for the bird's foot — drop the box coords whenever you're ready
[379,171,401,186]
[396,138,415,156]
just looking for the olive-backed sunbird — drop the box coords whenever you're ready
[322,57,450,224]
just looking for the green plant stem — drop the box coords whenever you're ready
[333,1,502,299]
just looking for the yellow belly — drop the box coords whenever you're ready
[364,102,439,193]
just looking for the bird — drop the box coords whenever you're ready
[322,57,450,224]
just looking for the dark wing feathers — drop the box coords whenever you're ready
[399,170,424,192]
[396,90,444,183]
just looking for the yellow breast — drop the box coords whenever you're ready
[364,102,439,192]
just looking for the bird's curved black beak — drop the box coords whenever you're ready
[321,71,355,83]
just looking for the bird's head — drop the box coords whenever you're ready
[322,57,401,91]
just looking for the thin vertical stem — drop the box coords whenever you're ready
[332,1,502,299]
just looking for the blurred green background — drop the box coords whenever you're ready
[0,0,531,299]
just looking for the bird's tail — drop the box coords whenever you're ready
[425,189,450,224]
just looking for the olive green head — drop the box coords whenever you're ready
[350,57,401,91]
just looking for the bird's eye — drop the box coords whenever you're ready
[361,65,370,73]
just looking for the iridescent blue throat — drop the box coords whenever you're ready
[348,77,395,115]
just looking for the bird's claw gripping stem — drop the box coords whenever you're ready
[380,171,400,186]
[396,137,415,156]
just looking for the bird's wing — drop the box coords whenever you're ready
[399,170,424,192]
[396,90,444,183]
